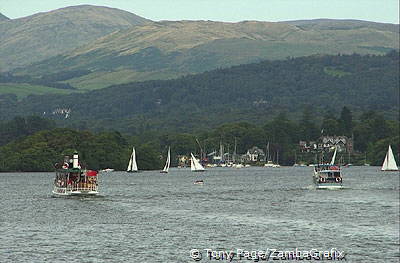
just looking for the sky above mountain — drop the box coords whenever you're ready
[1,0,399,24]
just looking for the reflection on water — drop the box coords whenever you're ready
[0,167,398,262]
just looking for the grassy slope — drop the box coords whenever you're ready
[0,83,76,98]
[64,69,182,90]
[8,20,399,92]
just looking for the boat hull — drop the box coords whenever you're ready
[52,187,98,196]
[314,183,343,190]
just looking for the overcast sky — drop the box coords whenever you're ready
[1,0,399,23]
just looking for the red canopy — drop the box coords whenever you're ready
[86,170,98,176]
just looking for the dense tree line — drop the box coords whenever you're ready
[0,107,398,171]
[0,116,56,146]
[0,52,398,131]
[0,128,162,172]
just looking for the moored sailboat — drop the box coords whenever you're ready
[381,145,398,171]
[127,147,138,173]
[160,147,171,173]
[190,153,205,172]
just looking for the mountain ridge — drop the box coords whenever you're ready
[0,5,150,71]
[12,19,398,91]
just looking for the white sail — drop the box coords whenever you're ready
[191,153,205,172]
[330,147,337,165]
[162,147,171,173]
[382,145,398,171]
[127,147,138,172]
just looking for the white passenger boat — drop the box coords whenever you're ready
[52,152,99,196]
[313,148,343,189]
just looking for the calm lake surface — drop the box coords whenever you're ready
[0,166,399,262]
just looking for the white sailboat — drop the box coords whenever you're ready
[191,153,205,172]
[381,145,398,171]
[127,147,138,173]
[161,147,171,173]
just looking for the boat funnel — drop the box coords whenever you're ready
[73,152,79,168]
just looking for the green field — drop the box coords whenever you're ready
[0,83,77,98]
[65,69,182,90]
[324,67,352,77]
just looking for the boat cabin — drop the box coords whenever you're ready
[314,164,342,184]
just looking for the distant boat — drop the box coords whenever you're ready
[264,142,280,167]
[100,168,114,172]
[313,147,343,189]
[381,145,398,171]
[127,147,138,173]
[160,147,171,173]
[264,160,275,167]
[233,164,244,169]
[190,153,205,172]
[194,180,204,185]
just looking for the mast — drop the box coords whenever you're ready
[195,138,203,160]
[219,140,224,163]
[233,137,237,163]
[227,144,230,163]
[276,149,279,165]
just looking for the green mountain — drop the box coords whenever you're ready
[15,19,399,91]
[1,52,398,132]
[0,5,150,71]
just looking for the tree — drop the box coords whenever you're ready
[339,106,353,136]
[299,105,319,140]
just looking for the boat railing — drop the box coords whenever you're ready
[66,184,98,192]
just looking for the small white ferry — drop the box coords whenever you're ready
[313,164,343,189]
[53,152,99,196]
[313,148,343,189]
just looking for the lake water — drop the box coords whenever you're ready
[0,167,398,262]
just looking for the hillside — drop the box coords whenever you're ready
[14,19,399,90]
[1,52,398,132]
[0,5,150,71]
[0,13,9,21]
[285,19,399,33]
